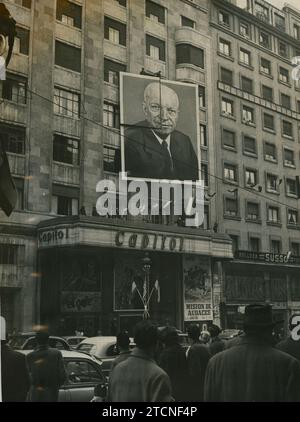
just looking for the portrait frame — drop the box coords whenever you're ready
[120,72,201,183]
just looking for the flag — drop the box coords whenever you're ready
[154,279,160,303]
[0,141,17,216]
[142,275,147,302]
[131,280,137,294]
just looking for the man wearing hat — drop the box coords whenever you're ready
[1,316,30,401]
[204,304,300,402]
[208,324,225,356]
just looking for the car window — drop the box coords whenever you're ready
[106,344,118,357]
[65,360,104,384]
[68,338,80,346]
[23,338,36,350]
[77,344,96,354]
[49,339,67,350]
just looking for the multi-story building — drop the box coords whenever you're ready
[0,0,232,336]
[210,0,300,330]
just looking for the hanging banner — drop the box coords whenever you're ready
[183,255,213,321]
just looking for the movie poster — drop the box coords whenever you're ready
[183,255,213,322]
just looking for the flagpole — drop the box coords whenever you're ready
[142,254,151,319]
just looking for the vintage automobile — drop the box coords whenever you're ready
[20,350,107,402]
[63,336,87,350]
[9,333,70,351]
[76,336,135,377]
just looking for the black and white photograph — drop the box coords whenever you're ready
[1,0,300,409]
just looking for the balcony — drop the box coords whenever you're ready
[8,53,29,75]
[104,0,127,22]
[104,40,127,64]
[0,265,19,288]
[56,22,82,47]
[7,153,25,176]
[52,162,80,185]
[176,65,205,84]
[234,250,300,266]
[218,81,300,121]
[103,128,120,148]
[53,114,81,138]
[175,27,204,48]
[144,56,166,78]
[3,1,31,27]
[145,18,167,40]
[0,101,27,125]
[54,66,81,91]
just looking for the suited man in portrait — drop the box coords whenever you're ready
[124,82,199,181]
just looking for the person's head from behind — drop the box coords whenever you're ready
[200,330,211,344]
[161,326,179,348]
[117,331,130,352]
[243,304,275,340]
[35,326,49,346]
[134,320,158,355]
[187,324,200,343]
[143,83,179,137]
[208,324,222,339]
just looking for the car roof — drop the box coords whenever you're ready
[19,349,102,361]
[80,336,118,343]
[63,336,87,340]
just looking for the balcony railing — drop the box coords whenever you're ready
[218,81,300,121]
[234,250,300,265]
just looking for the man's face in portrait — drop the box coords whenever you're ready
[143,83,179,136]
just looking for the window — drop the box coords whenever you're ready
[201,163,209,187]
[266,174,278,192]
[103,102,120,128]
[286,178,297,196]
[54,87,80,118]
[146,35,165,61]
[198,86,205,108]
[219,39,231,56]
[224,163,237,182]
[263,113,274,131]
[0,123,25,154]
[55,41,81,72]
[219,10,230,27]
[104,17,126,46]
[241,77,253,94]
[52,185,79,216]
[260,58,271,75]
[229,235,239,254]
[0,74,27,104]
[13,177,24,210]
[297,100,300,113]
[176,44,204,68]
[104,146,120,173]
[282,120,293,137]
[291,242,300,256]
[245,169,257,186]
[56,0,82,29]
[116,0,126,6]
[242,106,254,124]
[243,136,256,155]
[15,27,30,55]
[288,209,298,225]
[239,48,251,65]
[247,202,259,221]
[249,237,260,252]
[181,16,195,29]
[255,3,269,21]
[279,67,289,84]
[104,59,126,85]
[221,98,233,116]
[240,21,250,38]
[223,129,235,149]
[65,360,104,384]
[259,31,270,49]
[270,239,281,254]
[146,0,165,25]
[53,134,79,165]
[225,197,238,217]
[279,41,288,58]
[283,149,295,166]
[220,68,233,85]
[264,142,276,161]
[21,0,32,8]
[281,93,291,110]
[294,24,300,40]
[0,244,18,265]
[262,85,273,101]
[275,14,285,31]
[200,124,207,147]
[268,207,279,223]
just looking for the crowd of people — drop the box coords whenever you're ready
[1,304,300,402]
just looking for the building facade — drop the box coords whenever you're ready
[1,0,299,335]
[210,0,300,331]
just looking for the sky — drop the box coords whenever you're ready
[268,0,300,10]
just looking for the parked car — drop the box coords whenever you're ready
[76,336,135,377]
[219,329,242,341]
[9,334,70,351]
[20,350,107,402]
[63,336,87,350]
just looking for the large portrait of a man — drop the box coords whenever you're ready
[120,73,200,182]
